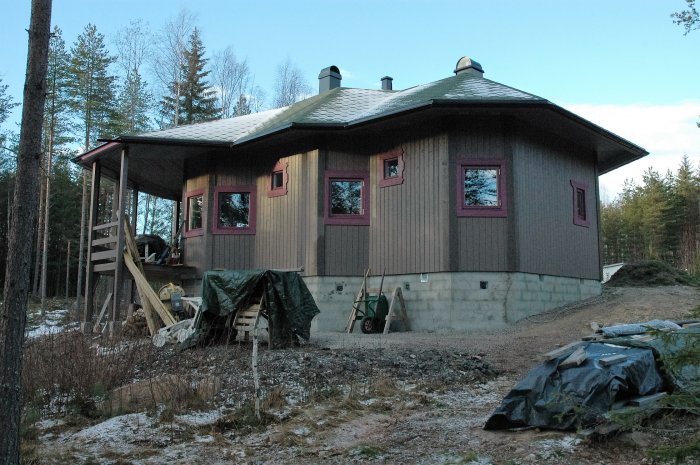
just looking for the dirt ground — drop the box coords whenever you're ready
[30,285,700,464]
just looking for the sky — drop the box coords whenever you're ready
[1,0,698,201]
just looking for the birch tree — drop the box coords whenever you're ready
[272,58,311,108]
[0,0,51,462]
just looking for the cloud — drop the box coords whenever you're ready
[563,101,700,202]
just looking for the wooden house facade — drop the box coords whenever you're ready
[75,57,646,333]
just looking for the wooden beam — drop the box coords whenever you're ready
[82,161,101,329]
[111,147,129,332]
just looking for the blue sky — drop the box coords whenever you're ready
[1,0,699,200]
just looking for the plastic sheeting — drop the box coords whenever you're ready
[600,319,681,338]
[485,342,665,430]
[199,270,320,348]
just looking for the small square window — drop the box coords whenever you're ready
[384,158,399,178]
[378,148,405,188]
[571,180,590,227]
[213,185,257,234]
[324,170,370,225]
[271,171,284,189]
[456,159,506,217]
[184,189,205,237]
[268,160,288,197]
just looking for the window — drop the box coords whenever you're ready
[378,148,405,188]
[268,160,288,197]
[324,170,370,225]
[571,180,590,227]
[184,188,205,237]
[456,158,507,217]
[213,185,257,234]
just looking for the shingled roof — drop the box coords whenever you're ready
[122,72,544,145]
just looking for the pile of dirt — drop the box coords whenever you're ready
[606,260,698,287]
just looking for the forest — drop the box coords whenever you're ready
[0,8,697,306]
[0,9,312,304]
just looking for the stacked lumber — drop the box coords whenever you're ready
[123,218,176,335]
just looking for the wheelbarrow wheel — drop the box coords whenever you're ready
[360,316,375,334]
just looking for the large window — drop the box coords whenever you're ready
[378,148,405,188]
[324,170,370,225]
[571,180,590,227]
[184,188,205,237]
[456,159,507,217]
[213,185,257,234]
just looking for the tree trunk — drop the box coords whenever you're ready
[65,239,70,299]
[33,161,45,297]
[40,145,52,313]
[75,169,87,310]
[0,1,52,463]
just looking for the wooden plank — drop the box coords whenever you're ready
[558,346,587,369]
[123,252,176,327]
[93,221,119,231]
[542,341,586,361]
[94,292,113,327]
[599,354,628,367]
[92,236,118,247]
[91,249,117,262]
[93,263,116,273]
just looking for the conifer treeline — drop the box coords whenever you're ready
[602,156,700,274]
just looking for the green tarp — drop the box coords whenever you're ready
[199,270,320,348]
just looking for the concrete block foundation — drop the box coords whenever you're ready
[305,272,601,333]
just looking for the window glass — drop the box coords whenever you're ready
[188,194,203,230]
[218,192,250,228]
[271,171,284,189]
[464,168,499,206]
[384,158,399,179]
[330,180,363,215]
[576,188,586,220]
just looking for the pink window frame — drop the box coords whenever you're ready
[324,170,370,225]
[268,160,288,198]
[571,180,590,227]
[378,147,405,188]
[456,158,507,218]
[183,188,205,238]
[212,185,257,235]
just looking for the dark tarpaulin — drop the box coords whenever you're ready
[200,270,320,348]
[485,342,665,430]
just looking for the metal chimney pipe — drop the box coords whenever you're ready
[381,76,393,90]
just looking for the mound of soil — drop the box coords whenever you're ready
[607,260,698,287]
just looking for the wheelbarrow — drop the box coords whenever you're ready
[355,294,389,334]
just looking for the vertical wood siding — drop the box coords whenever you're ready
[512,131,600,279]
[323,150,369,276]
[369,134,449,274]
[254,153,307,271]
[450,119,510,271]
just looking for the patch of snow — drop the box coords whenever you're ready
[175,409,223,426]
[71,412,153,443]
[25,309,75,339]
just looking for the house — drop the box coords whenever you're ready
[75,56,647,334]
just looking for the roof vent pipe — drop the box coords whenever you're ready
[318,65,342,93]
[454,56,484,77]
[381,76,393,90]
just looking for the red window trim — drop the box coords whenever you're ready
[571,180,590,227]
[378,147,405,188]
[183,188,205,238]
[456,158,507,218]
[212,185,257,235]
[268,160,288,198]
[324,170,370,226]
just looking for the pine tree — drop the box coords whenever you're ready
[0,77,18,149]
[67,23,118,150]
[161,28,218,126]
[116,68,152,134]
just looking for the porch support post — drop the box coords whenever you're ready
[109,147,129,337]
[81,161,101,332]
